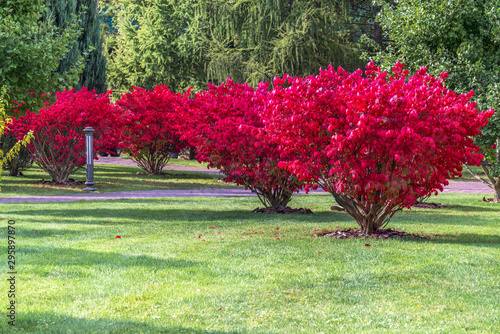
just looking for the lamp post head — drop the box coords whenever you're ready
[83,126,95,135]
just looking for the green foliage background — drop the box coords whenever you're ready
[107,0,378,93]
[0,0,82,114]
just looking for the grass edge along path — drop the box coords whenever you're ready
[0,164,235,198]
[0,180,494,203]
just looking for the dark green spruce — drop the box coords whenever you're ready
[45,0,108,93]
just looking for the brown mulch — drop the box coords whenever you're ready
[313,228,429,239]
[253,206,314,214]
[482,196,500,203]
[33,178,85,186]
[413,202,449,209]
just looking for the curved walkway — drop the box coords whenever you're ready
[0,156,494,203]
[0,182,493,204]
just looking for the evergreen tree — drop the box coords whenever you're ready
[45,0,108,93]
[109,0,203,93]
[195,0,366,87]
[108,0,375,93]
[0,0,82,114]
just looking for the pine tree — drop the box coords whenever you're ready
[45,0,108,93]
[109,0,203,93]
[108,0,375,93]
[195,0,367,87]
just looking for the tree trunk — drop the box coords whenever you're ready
[332,193,398,235]
[189,147,196,160]
[496,138,499,164]
[494,182,500,203]
[254,187,293,209]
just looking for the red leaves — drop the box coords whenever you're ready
[365,244,371,247]
[11,88,122,183]
[116,86,187,174]
[177,79,303,205]
[261,63,493,213]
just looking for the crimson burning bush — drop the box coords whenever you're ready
[261,63,494,234]
[116,86,187,175]
[179,79,303,209]
[12,88,121,183]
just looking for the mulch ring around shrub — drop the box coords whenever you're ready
[482,196,500,203]
[313,228,429,239]
[34,179,86,186]
[253,206,313,214]
[413,202,449,209]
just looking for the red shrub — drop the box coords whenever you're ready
[116,86,187,174]
[12,88,121,183]
[179,79,303,209]
[261,63,493,233]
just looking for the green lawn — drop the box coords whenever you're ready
[119,154,210,169]
[0,164,234,197]
[0,193,498,333]
[455,165,487,182]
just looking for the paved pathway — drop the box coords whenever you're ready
[0,156,494,203]
[440,181,493,194]
[0,188,255,203]
[0,182,493,204]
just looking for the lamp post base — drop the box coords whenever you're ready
[84,183,97,192]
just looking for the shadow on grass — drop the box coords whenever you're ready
[22,245,198,269]
[430,233,500,247]
[8,196,350,227]
[15,312,238,334]
[442,204,500,213]
[11,206,346,227]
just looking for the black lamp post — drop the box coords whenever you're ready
[83,126,97,191]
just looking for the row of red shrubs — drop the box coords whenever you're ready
[8,63,494,234]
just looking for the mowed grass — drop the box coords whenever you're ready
[0,193,498,333]
[454,165,487,182]
[119,154,210,168]
[0,164,233,197]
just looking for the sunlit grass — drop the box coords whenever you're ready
[0,164,233,197]
[0,193,498,333]
[119,154,209,168]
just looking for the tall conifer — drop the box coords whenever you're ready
[45,0,108,93]
[108,0,377,92]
